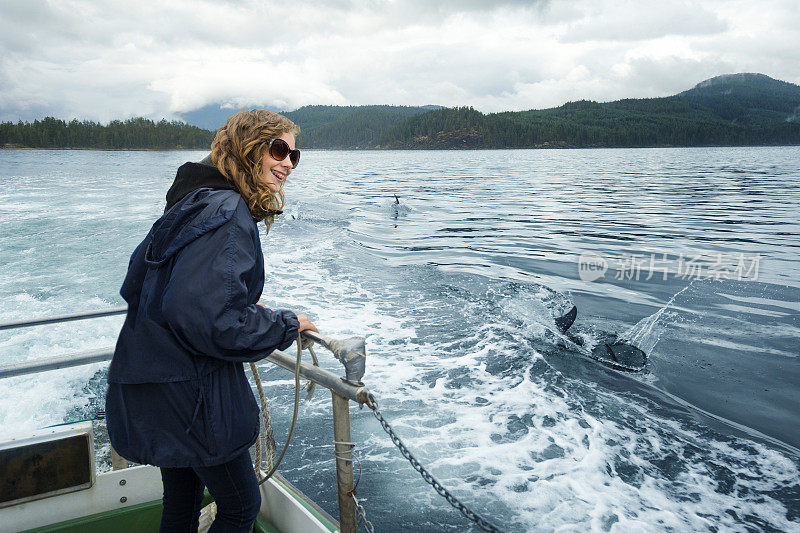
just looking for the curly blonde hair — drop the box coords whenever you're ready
[210,109,300,230]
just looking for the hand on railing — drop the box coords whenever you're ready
[296,314,318,334]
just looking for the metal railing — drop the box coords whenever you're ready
[0,307,366,533]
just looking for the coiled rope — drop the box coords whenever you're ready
[199,335,314,532]
[251,336,318,484]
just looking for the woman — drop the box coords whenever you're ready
[106,108,317,532]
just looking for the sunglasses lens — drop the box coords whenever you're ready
[270,139,289,161]
[270,138,300,168]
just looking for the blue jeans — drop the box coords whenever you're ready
[159,451,261,533]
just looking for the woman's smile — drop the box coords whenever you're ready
[271,168,286,184]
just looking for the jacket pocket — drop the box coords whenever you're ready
[203,365,260,458]
[199,380,220,457]
[184,380,219,457]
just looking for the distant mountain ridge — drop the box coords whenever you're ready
[372,73,799,148]
[4,74,798,149]
[678,73,800,126]
[178,104,444,148]
[176,73,799,149]
[284,105,442,148]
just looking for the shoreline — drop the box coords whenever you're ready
[0,146,205,151]
[3,144,800,152]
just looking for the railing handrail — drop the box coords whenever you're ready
[0,346,368,403]
[0,307,369,404]
[0,307,128,331]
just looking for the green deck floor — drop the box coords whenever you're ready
[22,494,279,533]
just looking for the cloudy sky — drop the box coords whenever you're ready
[1,0,798,122]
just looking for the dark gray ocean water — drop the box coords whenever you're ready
[1,147,798,531]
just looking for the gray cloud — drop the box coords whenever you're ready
[558,1,728,43]
[0,0,797,122]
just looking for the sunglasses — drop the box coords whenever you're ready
[268,138,300,168]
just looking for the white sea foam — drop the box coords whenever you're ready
[1,149,798,532]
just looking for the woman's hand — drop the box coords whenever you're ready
[296,313,318,334]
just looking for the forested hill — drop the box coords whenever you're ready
[0,118,214,150]
[283,105,441,148]
[374,73,800,148]
[180,73,800,149]
[174,104,441,148]
[2,73,798,149]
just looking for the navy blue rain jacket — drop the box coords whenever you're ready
[106,162,299,467]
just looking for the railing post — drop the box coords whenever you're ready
[331,392,356,533]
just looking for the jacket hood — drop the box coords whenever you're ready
[165,159,236,211]
[145,163,243,268]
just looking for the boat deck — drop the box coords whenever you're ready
[21,492,280,533]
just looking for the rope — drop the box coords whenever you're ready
[339,439,373,532]
[199,334,308,532]
[250,362,276,471]
[250,334,305,485]
[305,344,319,397]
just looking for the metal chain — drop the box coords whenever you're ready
[352,494,375,533]
[365,393,505,533]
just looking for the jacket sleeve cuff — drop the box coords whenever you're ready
[277,310,300,351]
